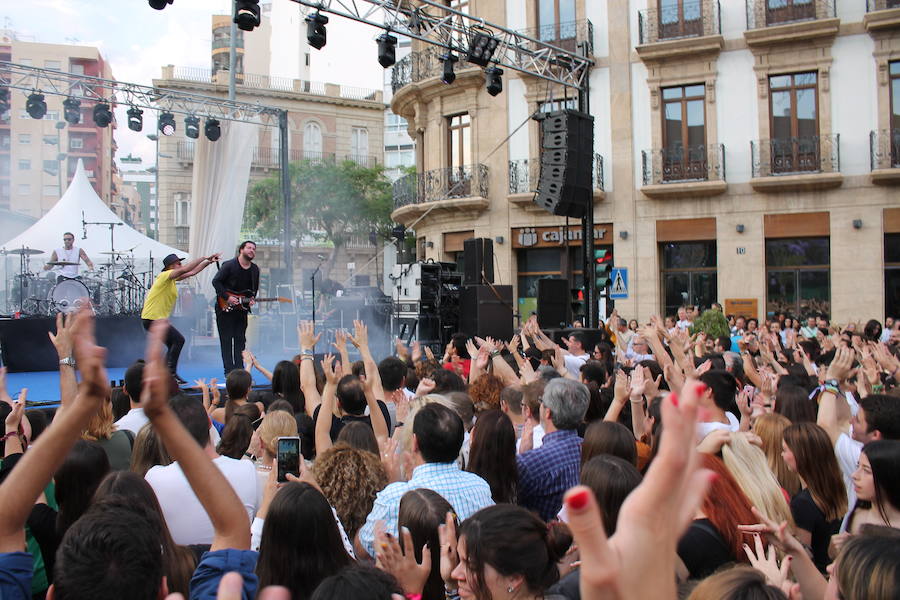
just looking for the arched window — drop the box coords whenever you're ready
[303,122,322,158]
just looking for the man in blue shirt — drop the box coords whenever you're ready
[517,378,589,521]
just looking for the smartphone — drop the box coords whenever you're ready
[276,436,301,483]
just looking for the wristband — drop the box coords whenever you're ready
[301,349,314,356]
[873,383,884,392]
[490,350,501,358]
[823,384,840,396]
[823,378,839,389]
[300,355,314,362]
[405,595,422,600]
[1,431,19,442]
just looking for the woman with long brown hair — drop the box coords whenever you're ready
[754,413,802,497]
[782,422,847,572]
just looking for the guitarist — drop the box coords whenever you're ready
[212,240,260,376]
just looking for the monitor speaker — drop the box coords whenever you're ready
[458,285,513,341]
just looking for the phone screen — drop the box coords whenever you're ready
[276,437,301,483]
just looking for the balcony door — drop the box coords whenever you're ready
[769,72,818,173]
[658,0,703,40]
[447,113,472,197]
[537,0,577,51]
[891,62,900,167]
[766,0,815,26]
[662,84,707,181]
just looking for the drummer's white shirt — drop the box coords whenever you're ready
[54,246,80,278]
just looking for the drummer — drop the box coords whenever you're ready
[43,232,94,281]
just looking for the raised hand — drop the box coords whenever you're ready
[742,533,793,593]
[438,512,459,587]
[375,526,431,596]
[415,377,435,398]
[4,391,25,432]
[333,329,349,354]
[71,309,109,407]
[352,319,369,349]
[143,320,173,418]
[411,340,422,363]
[48,312,74,358]
[628,366,647,401]
[321,354,342,385]
[423,345,436,362]
[297,321,321,351]
[825,346,853,383]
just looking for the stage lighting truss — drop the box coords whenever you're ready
[286,0,592,90]
[184,115,200,139]
[63,97,81,124]
[26,91,47,119]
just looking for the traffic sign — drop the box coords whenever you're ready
[610,267,628,299]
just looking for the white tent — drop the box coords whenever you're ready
[2,160,186,270]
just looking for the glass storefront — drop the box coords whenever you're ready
[660,241,717,317]
[887,233,900,320]
[765,237,830,318]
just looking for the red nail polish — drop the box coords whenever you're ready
[695,382,708,395]
[669,392,679,407]
[708,472,719,483]
[566,488,590,511]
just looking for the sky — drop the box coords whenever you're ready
[1,0,383,168]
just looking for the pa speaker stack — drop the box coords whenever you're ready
[533,109,595,218]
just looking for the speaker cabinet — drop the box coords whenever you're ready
[459,285,513,341]
[533,109,595,218]
[536,278,571,329]
[463,237,494,285]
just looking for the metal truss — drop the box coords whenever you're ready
[289,0,593,89]
[0,61,282,125]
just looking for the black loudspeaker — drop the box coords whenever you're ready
[533,109,595,218]
[536,278,571,329]
[463,237,494,285]
[459,285,513,341]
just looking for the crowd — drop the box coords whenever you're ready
[1,304,900,600]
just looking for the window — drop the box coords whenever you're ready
[18,134,31,144]
[44,111,59,122]
[766,237,829,318]
[769,72,818,173]
[69,63,85,75]
[18,184,30,196]
[70,137,84,149]
[517,248,562,317]
[303,121,322,157]
[662,84,707,181]
[885,233,900,320]
[537,0,576,50]
[766,0,814,26]
[385,112,408,132]
[890,62,900,167]
[175,197,191,226]
[351,127,369,159]
[43,184,58,196]
[44,60,62,71]
[660,241,717,317]
[43,160,58,174]
[18,58,32,66]
[658,0,703,40]
[447,113,471,168]
[18,159,30,170]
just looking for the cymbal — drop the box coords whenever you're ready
[6,248,44,255]
[46,261,79,266]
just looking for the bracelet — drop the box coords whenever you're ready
[1,431,19,442]
[301,349,314,356]
[873,383,885,392]
[823,384,840,396]
[405,594,422,600]
[300,355,314,362]
[490,350,501,358]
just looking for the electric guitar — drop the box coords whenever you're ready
[217,289,292,312]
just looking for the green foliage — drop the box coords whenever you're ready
[243,158,394,248]
[690,309,731,339]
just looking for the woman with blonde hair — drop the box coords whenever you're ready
[82,395,133,470]
[312,443,387,540]
[721,433,794,528]
[754,413,801,497]
[129,422,171,477]
[250,410,298,506]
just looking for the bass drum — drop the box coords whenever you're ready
[49,278,91,314]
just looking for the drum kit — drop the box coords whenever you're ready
[3,247,150,317]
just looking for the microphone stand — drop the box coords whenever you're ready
[310,256,326,353]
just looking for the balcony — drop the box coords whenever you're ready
[515,19,594,55]
[507,154,605,208]
[390,48,444,95]
[865,0,900,31]
[391,164,490,223]
[750,134,842,191]
[744,0,839,47]
[869,129,900,184]
[641,144,727,198]
[175,226,190,248]
[637,1,724,61]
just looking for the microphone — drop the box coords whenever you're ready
[316,254,326,261]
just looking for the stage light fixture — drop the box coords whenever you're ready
[158,111,176,136]
[127,106,144,132]
[440,53,458,85]
[234,0,261,32]
[467,30,499,67]
[0,88,9,113]
[184,115,200,139]
[148,0,173,9]
[306,12,328,50]
[63,97,81,125]
[92,102,112,127]
[485,66,503,97]
[377,33,398,68]
[26,93,47,119]
[204,118,221,141]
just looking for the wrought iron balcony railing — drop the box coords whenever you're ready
[867,0,900,11]
[390,48,443,94]
[393,164,489,209]
[750,134,840,177]
[508,154,605,194]
[746,0,835,29]
[638,1,721,45]
[869,129,900,170]
[515,19,594,56]
[641,144,725,185]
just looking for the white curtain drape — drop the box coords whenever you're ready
[188,119,257,295]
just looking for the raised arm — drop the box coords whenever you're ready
[173,253,221,282]
[298,321,322,415]
[353,320,385,404]
[43,250,58,271]
[332,329,351,374]
[48,312,78,414]
[143,320,250,551]
[817,346,853,446]
[315,355,341,454]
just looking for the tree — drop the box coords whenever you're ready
[244,158,394,276]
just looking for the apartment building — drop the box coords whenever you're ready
[389,0,900,322]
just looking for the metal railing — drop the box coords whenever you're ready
[172,66,213,83]
[241,72,297,93]
[508,154,605,194]
[176,142,377,168]
[515,19,594,56]
[746,0,835,29]
[212,38,244,51]
[393,164,490,209]
[867,0,900,11]
[639,1,721,44]
[750,134,840,177]
[641,144,725,185]
[340,85,380,101]
[869,129,900,170]
[391,48,443,94]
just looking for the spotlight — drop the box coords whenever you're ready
[440,53,458,85]
[377,33,398,68]
[306,12,328,50]
[63,97,81,125]
[234,0,261,32]
[467,30,499,67]
[158,112,176,136]
[148,0,173,9]
[0,88,9,113]
[204,118,221,141]
[26,93,47,119]
[485,66,503,97]
[127,106,144,132]
[92,102,112,127]
[184,115,200,139]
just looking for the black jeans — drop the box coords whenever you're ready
[215,307,248,376]
[142,318,185,373]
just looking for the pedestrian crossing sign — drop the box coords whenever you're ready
[610,267,628,299]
